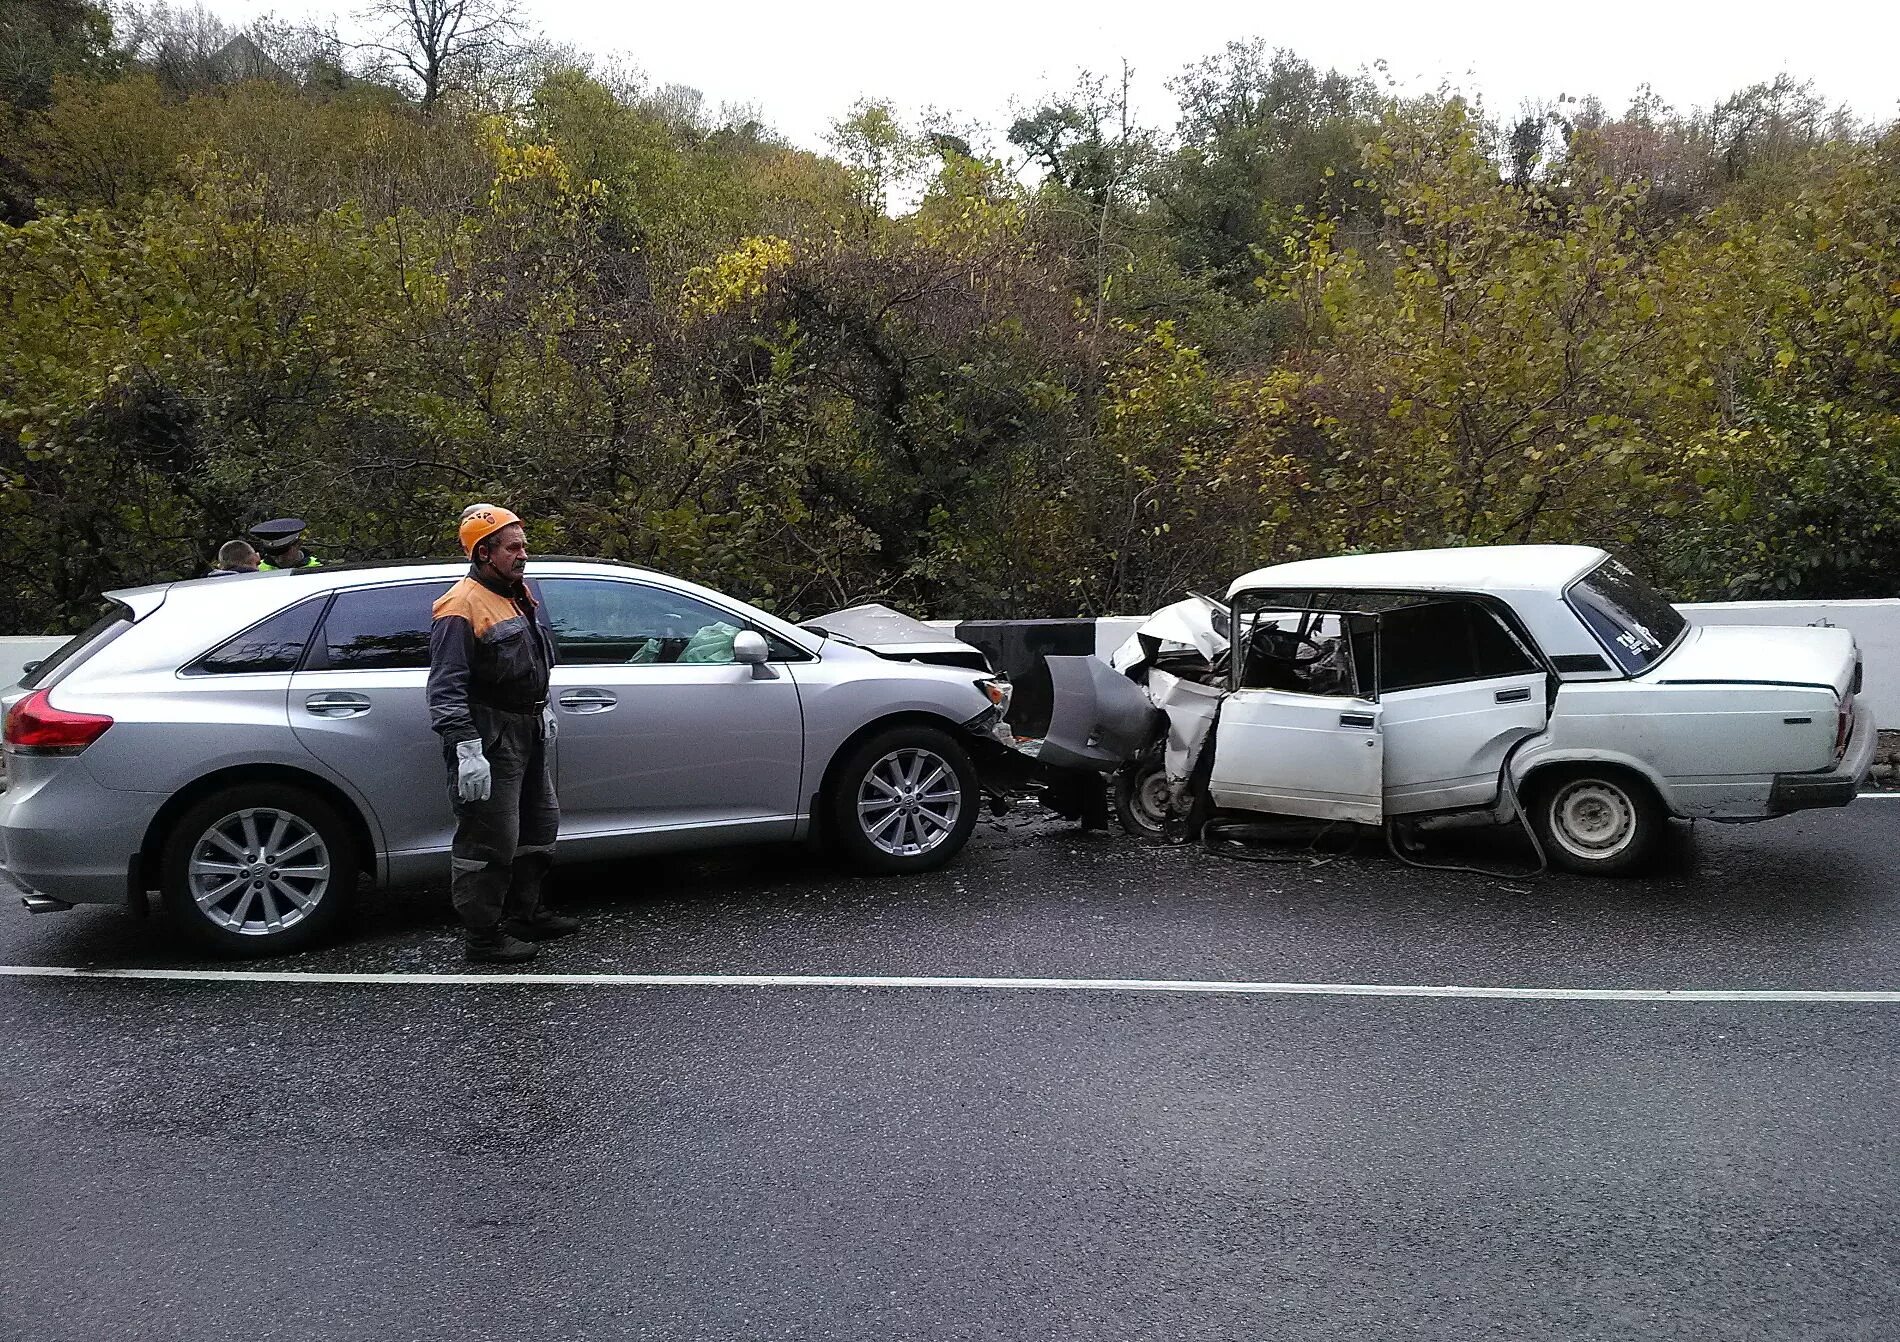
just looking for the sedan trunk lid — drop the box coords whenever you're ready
[1649,623,1859,698]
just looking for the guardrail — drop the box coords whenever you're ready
[0,637,64,693]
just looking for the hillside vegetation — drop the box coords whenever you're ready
[3,2,1897,629]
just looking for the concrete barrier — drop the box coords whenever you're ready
[0,636,66,692]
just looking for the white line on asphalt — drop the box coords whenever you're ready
[1,964,1897,1002]
[1856,791,1900,799]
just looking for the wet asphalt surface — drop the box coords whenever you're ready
[3,802,1899,1340]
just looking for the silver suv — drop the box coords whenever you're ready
[1,561,1014,954]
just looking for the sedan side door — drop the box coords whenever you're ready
[1209,608,1385,824]
[1376,598,1551,815]
[537,577,806,844]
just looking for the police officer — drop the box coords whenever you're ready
[250,518,320,570]
[426,503,577,962]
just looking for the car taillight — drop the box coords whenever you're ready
[2,690,114,752]
[1837,694,1855,759]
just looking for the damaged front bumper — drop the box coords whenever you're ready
[958,699,1111,827]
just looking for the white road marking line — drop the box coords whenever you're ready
[1855,791,1900,799]
[0,964,1897,1002]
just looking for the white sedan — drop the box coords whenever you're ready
[1076,545,1874,874]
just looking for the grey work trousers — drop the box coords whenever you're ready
[445,703,559,931]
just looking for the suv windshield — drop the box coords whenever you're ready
[1566,558,1686,674]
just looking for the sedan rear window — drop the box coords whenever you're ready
[1566,559,1687,674]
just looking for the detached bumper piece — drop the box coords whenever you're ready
[1769,704,1877,814]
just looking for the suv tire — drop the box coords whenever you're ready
[159,782,359,955]
[827,725,980,875]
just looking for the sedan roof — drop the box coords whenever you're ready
[1227,545,1608,600]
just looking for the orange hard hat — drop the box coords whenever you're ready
[458,504,522,556]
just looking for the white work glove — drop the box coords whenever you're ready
[542,704,557,742]
[455,738,492,802]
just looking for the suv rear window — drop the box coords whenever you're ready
[1566,558,1687,674]
[19,602,132,689]
[184,596,328,675]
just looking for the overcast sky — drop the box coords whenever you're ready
[196,0,1900,156]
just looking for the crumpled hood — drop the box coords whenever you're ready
[1651,623,1858,696]
[1109,595,1228,674]
[802,603,991,671]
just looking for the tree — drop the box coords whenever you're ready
[827,98,925,219]
[1154,41,1378,292]
[0,0,113,112]
[358,0,522,109]
[1007,65,1150,207]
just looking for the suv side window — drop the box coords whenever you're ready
[185,596,328,675]
[1381,600,1539,692]
[309,584,442,671]
[539,578,795,665]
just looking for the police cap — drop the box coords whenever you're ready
[249,518,308,552]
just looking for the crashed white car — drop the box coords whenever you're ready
[1048,546,1874,873]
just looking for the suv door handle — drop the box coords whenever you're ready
[558,690,617,714]
[1495,687,1533,703]
[1339,712,1375,729]
[304,692,371,718]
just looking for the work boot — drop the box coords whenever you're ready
[504,910,581,941]
[465,927,538,964]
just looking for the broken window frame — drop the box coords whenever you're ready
[1229,587,1555,702]
[1227,590,1381,700]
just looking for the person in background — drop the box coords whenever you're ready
[426,503,576,963]
[205,540,260,578]
[250,518,320,570]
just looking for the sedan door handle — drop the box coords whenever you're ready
[558,690,617,714]
[304,692,371,719]
[1495,687,1533,704]
[1339,712,1375,729]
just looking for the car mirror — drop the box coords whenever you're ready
[732,631,769,665]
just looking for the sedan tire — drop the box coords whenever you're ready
[1526,766,1665,876]
[827,725,980,875]
[159,782,358,955]
[1113,743,1175,845]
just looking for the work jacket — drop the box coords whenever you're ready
[426,566,558,744]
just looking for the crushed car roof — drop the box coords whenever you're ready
[1228,545,1608,599]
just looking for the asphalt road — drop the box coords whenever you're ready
[3,802,1899,1340]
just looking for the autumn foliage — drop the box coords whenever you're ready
[2,9,1896,630]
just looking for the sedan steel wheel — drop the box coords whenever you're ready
[186,808,332,936]
[1546,780,1637,861]
[1131,767,1172,828]
[857,748,963,857]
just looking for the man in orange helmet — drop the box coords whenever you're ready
[426,503,578,962]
